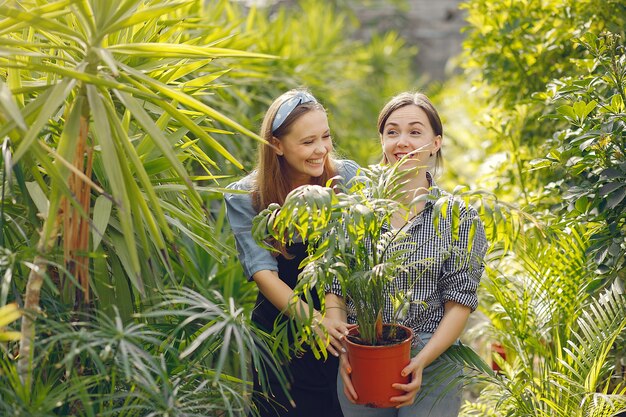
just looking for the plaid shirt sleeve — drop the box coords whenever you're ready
[438,205,488,310]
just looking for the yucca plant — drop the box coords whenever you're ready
[0,0,275,387]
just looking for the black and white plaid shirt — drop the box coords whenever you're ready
[329,175,488,336]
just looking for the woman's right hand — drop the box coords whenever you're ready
[339,353,358,403]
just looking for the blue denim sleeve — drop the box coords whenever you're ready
[336,159,360,184]
[225,179,278,281]
[324,160,361,297]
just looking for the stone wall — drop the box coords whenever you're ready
[250,0,468,81]
[355,0,467,81]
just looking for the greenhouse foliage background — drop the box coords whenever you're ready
[0,0,624,416]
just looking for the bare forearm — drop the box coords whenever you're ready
[253,269,316,320]
[325,293,347,321]
[413,301,471,367]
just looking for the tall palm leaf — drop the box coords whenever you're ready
[0,0,273,386]
[463,227,626,417]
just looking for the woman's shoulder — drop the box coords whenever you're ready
[334,159,361,182]
[429,181,480,219]
[226,173,255,193]
[224,173,256,210]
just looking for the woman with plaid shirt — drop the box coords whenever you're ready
[326,92,488,417]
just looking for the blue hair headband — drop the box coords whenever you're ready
[271,91,317,134]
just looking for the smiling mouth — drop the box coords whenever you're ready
[395,152,418,160]
[307,158,324,165]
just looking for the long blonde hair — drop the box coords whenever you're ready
[252,89,337,212]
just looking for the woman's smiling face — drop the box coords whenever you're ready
[273,109,333,187]
[380,104,441,170]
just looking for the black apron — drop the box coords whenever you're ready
[251,243,343,417]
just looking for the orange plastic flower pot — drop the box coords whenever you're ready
[345,324,413,408]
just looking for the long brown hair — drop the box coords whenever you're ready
[377,92,443,173]
[252,89,337,212]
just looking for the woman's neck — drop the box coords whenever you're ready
[289,176,313,190]
[397,170,430,205]
[389,170,431,228]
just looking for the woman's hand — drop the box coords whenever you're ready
[339,352,359,403]
[313,314,353,357]
[389,357,425,408]
[390,302,471,408]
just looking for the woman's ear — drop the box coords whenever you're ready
[432,135,442,154]
[271,137,284,156]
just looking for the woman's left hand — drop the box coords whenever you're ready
[389,357,425,408]
[314,315,353,357]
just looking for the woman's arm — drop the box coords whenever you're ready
[254,270,351,357]
[325,293,359,402]
[225,182,351,356]
[390,301,471,408]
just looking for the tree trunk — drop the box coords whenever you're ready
[17,97,91,386]
[17,256,46,386]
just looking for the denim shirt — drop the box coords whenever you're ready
[225,159,360,280]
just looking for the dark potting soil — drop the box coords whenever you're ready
[347,326,410,346]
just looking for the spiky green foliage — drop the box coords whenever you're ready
[461,227,626,417]
[0,293,270,417]
[201,0,418,169]
[531,32,626,280]
[460,0,626,281]
[0,0,270,305]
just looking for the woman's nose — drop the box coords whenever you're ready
[397,133,410,147]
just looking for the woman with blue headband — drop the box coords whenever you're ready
[225,89,359,417]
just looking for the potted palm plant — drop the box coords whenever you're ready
[252,163,435,407]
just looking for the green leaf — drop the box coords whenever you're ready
[0,82,26,131]
[114,90,199,202]
[609,93,624,113]
[557,105,576,120]
[598,182,624,196]
[118,62,264,143]
[0,2,82,42]
[100,93,173,242]
[572,100,596,121]
[432,197,448,236]
[108,43,276,59]
[92,195,112,251]
[101,1,190,34]
[606,186,626,209]
[574,195,588,213]
[182,69,232,89]
[12,78,75,163]
[24,181,49,218]
[87,85,142,288]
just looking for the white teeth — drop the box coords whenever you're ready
[396,152,416,159]
[308,159,323,164]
